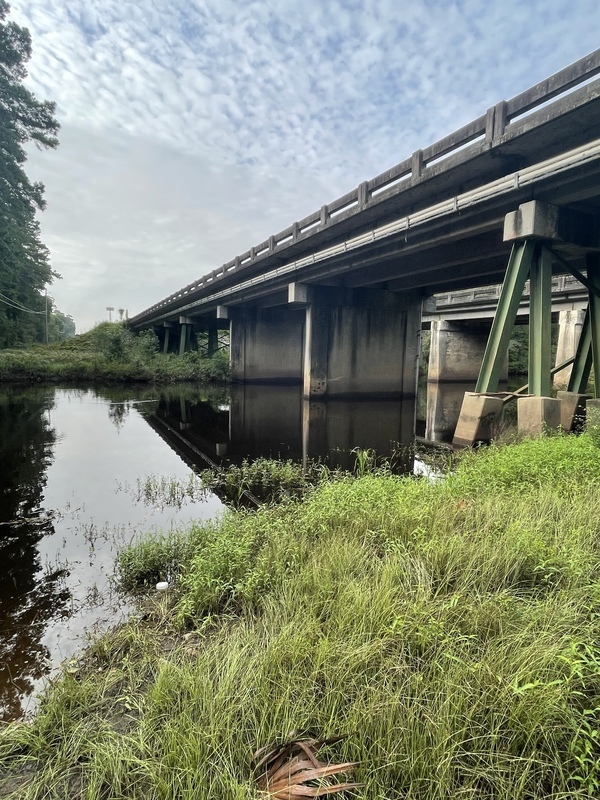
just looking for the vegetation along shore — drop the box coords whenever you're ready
[0,323,229,385]
[3,429,600,798]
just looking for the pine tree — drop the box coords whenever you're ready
[0,0,59,347]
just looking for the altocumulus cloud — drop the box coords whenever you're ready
[9,0,600,329]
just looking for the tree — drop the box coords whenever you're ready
[0,0,59,348]
[48,303,75,342]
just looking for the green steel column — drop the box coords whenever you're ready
[567,309,592,394]
[587,253,600,398]
[528,244,553,397]
[475,240,535,393]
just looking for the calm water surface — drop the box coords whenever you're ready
[0,386,223,721]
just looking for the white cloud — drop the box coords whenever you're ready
[8,0,600,329]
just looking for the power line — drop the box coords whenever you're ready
[0,291,46,314]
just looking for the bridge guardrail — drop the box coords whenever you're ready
[432,275,586,311]
[130,49,600,325]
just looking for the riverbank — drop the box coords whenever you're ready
[0,323,229,384]
[3,432,600,798]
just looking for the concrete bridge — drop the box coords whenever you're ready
[131,49,600,436]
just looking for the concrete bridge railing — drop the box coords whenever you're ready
[130,49,600,327]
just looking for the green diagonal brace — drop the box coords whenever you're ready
[588,253,600,398]
[475,240,536,393]
[567,308,592,394]
[528,245,553,397]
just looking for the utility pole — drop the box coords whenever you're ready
[106,306,114,322]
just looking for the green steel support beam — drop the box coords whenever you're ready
[567,309,592,394]
[547,247,600,301]
[475,240,536,393]
[588,253,600,398]
[528,245,553,397]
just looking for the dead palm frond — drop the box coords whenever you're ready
[253,734,361,798]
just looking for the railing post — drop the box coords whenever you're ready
[411,149,423,179]
[358,181,369,209]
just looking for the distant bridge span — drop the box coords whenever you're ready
[130,50,600,417]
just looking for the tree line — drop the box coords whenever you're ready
[0,0,72,346]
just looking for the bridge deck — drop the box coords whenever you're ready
[131,50,600,329]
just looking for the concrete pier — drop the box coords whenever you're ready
[229,307,305,384]
[428,320,508,382]
[300,286,422,399]
[426,381,478,443]
[554,309,586,386]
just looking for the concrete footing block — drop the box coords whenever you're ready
[453,392,504,447]
[557,391,591,432]
[517,396,561,437]
[585,398,600,429]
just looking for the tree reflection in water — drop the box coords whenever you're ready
[0,387,69,721]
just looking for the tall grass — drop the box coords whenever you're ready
[0,322,230,384]
[3,433,600,798]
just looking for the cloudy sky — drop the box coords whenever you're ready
[10,0,600,331]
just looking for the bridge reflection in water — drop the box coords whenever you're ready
[139,385,423,475]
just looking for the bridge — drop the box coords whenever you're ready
[130,50,600,441]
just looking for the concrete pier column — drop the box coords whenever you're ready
[554,309,586,387]
[426,381,477,443]
[229,306,304,383]
[303,302,331,397]
[428,319,508,382]
[301,287,422,399]
[162,322,173,354]
[178,316,193,355]
[207,320,219,356]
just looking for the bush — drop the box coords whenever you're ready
[0,323,230,384]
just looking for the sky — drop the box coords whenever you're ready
[9,0,600,331]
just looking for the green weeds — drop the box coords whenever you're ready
[4,433,600,797]
[197,457,334,507]
[0,322,230,384]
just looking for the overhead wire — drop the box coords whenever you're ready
[0,290,45,314]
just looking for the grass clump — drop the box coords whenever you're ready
[197,456,334,507]
[0,322,230,384]
[4,433,600,798]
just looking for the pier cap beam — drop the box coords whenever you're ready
[288,282,311,305]
[503,201,597,247]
